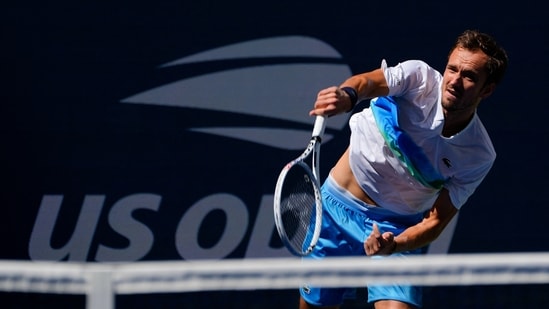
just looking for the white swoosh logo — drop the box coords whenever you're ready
[121,36,351,150]
[160,36,343,66]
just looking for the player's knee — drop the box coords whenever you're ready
[374,299,417,309]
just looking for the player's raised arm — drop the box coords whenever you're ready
[309,68,389,117]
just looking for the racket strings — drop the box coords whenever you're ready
[279,165,318,254]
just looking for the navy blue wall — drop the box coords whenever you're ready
[2,0,548,307]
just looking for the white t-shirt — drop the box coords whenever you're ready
[348,60,496,215]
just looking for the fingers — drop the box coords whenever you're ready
[309,86,345,116]
[364,223,380,255]
[372,222,380,236]
[364,223,396,256]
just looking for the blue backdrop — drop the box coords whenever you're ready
[2,0,548,307]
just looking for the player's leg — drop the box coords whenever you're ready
[360,198,425,308]
[374,299,417,309]
[299,176,366,308]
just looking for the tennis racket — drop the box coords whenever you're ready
[273,115,327,256]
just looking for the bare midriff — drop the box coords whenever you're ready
[330,147,378,206]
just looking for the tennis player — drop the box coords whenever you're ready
[300,30,508,309]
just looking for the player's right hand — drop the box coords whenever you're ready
[309,86,350,117]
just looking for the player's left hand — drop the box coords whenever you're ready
[364,223,396,256]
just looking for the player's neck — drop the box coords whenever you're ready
[442,110,475,137]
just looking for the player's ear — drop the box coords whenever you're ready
[480,82,496,100]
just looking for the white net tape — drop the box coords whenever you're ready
[1,252,549,309]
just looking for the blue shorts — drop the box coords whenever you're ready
[300,176,426,307]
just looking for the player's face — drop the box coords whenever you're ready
[441,47,493,114]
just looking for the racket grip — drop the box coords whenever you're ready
[312,115,327,138]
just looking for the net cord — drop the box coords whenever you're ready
[1,253,549,309]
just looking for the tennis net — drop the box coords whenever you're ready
[1,252,549,308]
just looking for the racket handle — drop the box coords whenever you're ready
[312,115,327,138]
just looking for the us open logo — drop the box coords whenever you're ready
[118,36,352,259]
[28,36,456,262]
[120,36,350,149]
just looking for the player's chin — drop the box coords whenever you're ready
[441,95,459,108]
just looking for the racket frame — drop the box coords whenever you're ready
[273,116,326,256]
